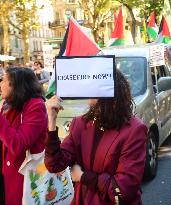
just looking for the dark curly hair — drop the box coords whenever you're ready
[34,61,43,68]
[83,69,134,131]
[6,67,44,112]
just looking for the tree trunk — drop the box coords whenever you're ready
[22,29,30,66]
[92,29,99,43]
[124,4,136,44]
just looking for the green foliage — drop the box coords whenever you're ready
[0,0,41,63]
[13,0,40,31]
[79,0,117,23]
[0,0,15,55]
[112,0,171,43]
[0,0,40,32]
[10,0,42,64]
[139,0,163,22]
[0,0,14,19]
[115,0,171,22]
[113,0,143,7]
[78,0,120,41]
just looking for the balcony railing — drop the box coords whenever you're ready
[65,0,76,4]
[48,20,65,28]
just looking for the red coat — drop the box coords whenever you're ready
[45,116,147,205]
[0,98,48,205]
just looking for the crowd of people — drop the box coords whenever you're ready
[0,61,50,86]
[0,64,147,205]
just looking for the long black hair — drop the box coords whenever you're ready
[6,67,44,112]
[83,69,134,131]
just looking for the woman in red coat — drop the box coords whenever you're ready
[45,69,147,205]
[0,67,48,205]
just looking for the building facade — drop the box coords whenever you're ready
[29,0,54,63]
[48,0,116,48]
[47,0,84,54]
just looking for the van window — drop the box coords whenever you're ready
[116,57,147,97]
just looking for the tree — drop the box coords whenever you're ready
[78,0,150,44]
[78,0,119,43]
[10,0,40,65]
[113,0,169,43]
[0,0,15,56]
[113,0,147,43]
[139,0,163,22]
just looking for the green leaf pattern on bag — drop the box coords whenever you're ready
[29,170,41,205]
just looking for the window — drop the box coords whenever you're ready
[72,10,76,18]
[33,41,36,51]
[116,57,147,97]
[40,42,42,51]
[55,12,60,21]
[43,29,45,38]
[36,41,38,51]
[46,30,49,37]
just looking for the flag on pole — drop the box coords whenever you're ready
[147,12,158,41]
[45,71,56,99]
[107,7,125,47]
[156,16,171,44]
[46,17,100,99]
[163,0,171,33]
[64,17,100,56]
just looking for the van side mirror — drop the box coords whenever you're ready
[158,77,171,92]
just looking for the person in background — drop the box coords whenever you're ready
[0,63,4,69]
[45,69,147,205]
[0,67,48,205]
[0,65,4,78]
[33,61,50,84]
[0,64,5,77]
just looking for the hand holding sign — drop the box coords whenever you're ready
[46,96,63,131]
[55,56,115,99]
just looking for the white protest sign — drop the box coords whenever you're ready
[43,44,54,72]
[149,44,165,67]
[55,56,115,98]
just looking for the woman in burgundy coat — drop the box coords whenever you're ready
[0,67,48,205]
[45,69,147,205]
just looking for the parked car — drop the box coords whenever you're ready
[56,43,171,180]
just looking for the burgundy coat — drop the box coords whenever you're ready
[0,98,48,205]
[45,116,147,205]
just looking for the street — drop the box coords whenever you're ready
[142,136,171,205]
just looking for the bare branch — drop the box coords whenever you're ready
[9,20,22,31]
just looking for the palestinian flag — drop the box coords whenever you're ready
[114,13,118,24]
[45,72,56,99]
[163,0,171,34]
[107,7,125,47]
[156,16,171,44]
[147,12,158,41]
[46,17,100,99]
